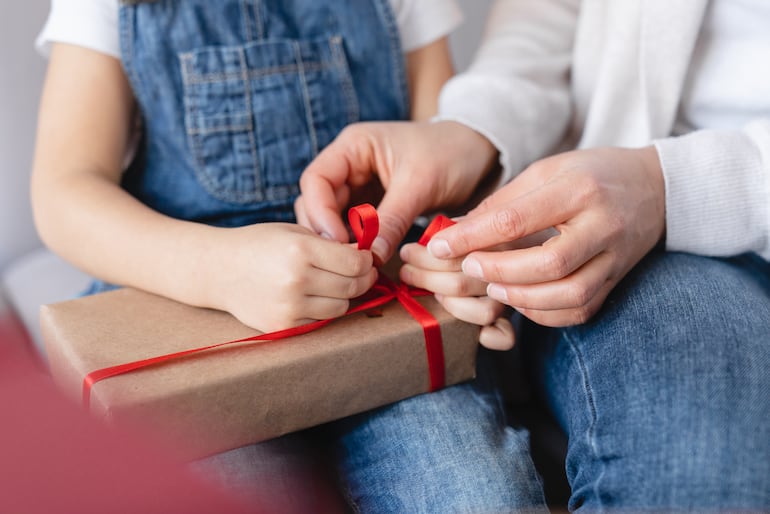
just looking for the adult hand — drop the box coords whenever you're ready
[295,121,498,262]
[399,241,515,350]
[426,146,666,327]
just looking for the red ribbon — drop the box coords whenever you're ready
[83,206,456,409]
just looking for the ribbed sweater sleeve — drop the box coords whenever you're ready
[435,0,578,185]
[655,120,770,259]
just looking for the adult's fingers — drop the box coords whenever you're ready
[513,279,616,328]
[434,295,505,327]
[485,250,615,311]
[461,219,610,285]
[294,195,309,229]
[399,242,464,272]
[427,179,577,260]
[295,186,351,238]
[371,176,430,262]
[299,128,376,243]
[401,264,488,297]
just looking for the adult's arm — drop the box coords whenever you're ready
[655,122,770,260]
[437,0,579,184]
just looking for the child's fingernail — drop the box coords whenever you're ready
[462,258,483,278]
[428,238,451,258]
[487,284,508,302]
[320,231,334,240]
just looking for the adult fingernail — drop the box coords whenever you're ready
[462,258,483,278]
[487,284,508,303]
[428,238,451,258]
[372,236,390,263]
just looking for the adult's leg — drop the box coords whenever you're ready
[326,348,548,514]
[530,251,770,511]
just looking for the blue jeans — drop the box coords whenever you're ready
[192,348,547,514]
[527,251,770,511]
[327,348,547,513]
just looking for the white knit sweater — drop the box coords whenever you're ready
[439,0,770,259]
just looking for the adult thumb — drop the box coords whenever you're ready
[371,186,425,263]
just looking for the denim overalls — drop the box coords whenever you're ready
[119,0,408,226]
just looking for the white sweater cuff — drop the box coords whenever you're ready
[654,123,770,259]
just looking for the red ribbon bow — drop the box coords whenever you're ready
[83,205,455,409]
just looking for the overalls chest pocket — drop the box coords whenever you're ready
[180,36,359,205]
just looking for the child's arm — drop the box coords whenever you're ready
[32,43,376,332]
[405,37,454,121]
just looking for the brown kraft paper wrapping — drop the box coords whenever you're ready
[41,284,479,459]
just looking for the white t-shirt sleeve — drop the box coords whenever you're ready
[35,0,120,59]
[390,0,463,52]
[35,0,461,59]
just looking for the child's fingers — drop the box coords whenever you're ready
[304,268,378,299]
[309,237,375,277]
[298,296,354,322]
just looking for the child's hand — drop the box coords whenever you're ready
[210,223,378,332]
[398,242,515,351]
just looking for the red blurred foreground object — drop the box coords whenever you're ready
[0,311,256,514]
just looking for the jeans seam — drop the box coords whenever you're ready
[565,330,607,513]
[293,40,319,157]
[238,45,262,198]
[239,0,252,42]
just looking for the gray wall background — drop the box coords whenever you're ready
[452,0,493,71]
[0,1,492,269]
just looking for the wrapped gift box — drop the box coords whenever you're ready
[40,274,479,459]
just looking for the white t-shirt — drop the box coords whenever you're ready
[36,0,463,58]
[675,0,770,134]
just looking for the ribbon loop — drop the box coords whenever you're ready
[348,203,379,251]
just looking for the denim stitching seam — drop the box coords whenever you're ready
[565,331,607,513]
[330,36,360,124]
[252,0,264,40]
[238,46,262,197]
[240,0,252,42]
[293,41,319,157]
[183,63,329,85]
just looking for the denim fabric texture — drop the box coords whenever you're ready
[325,348,548,514]
[193,349,548,514]
[526,251,770,512]
[119,0,408,226]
